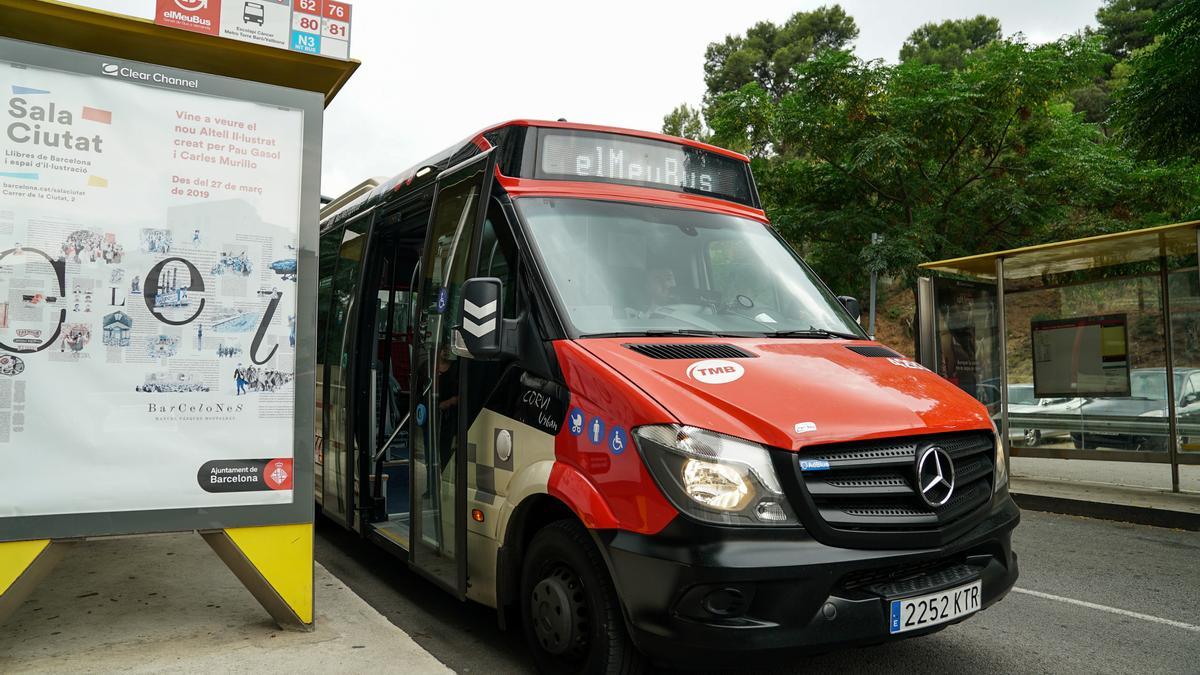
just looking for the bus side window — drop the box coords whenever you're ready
[478,201,519,319]
[322,215,372,520]
[317,225,345,362]
[315,224,345,463]
[464,202,520,427]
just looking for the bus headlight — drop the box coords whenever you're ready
[634,424,798,526]
[991,421,1008,493]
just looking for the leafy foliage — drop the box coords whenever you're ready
[898,15,1002,69]
[664,6,1200,300]
[701,5,857,102]
[1111,0,1200,161]
[707,38,1199,295]
[661,104,709,142]
[1096,0,1179,60]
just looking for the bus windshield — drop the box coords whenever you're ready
[517,198,866,338]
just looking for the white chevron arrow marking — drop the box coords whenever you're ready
[464,298,497,320]
[463,316,496,337]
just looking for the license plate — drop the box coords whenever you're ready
[889,580,981,634]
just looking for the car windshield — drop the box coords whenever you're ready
[517,198,865,337]
[1008,386,1036,405]
[1128,371,1185,400]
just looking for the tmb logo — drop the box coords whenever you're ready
[686,359,745,384]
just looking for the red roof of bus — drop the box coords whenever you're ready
[324,119,764,228]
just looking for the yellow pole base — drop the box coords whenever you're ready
[0,539,71,626]
[202,523,314,630]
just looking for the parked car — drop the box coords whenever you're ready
[1070,368,1200,451]
[1006,383,1083,447]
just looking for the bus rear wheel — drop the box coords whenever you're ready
[520,519,645,675]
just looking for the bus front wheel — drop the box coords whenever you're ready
[520,519,645,675]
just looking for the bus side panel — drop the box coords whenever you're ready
[461,342,679,606]
[550,341,678,535]
[464,409,555,606]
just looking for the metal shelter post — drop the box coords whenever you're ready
[917,277,936,368]
[1160,253,1180,493]
[995,258,1010,461]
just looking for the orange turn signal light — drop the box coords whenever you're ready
[471,508,485,523]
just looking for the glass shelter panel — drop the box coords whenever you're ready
[1168,255,1200,491]
[1004,272,1173,490]
[931,277,1003,419]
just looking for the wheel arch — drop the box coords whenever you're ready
[495,490,626,632]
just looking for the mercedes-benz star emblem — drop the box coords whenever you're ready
[915,446,956,508]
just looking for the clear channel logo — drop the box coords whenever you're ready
[98,62,199,89]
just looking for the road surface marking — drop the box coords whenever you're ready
[1013,587,1200,633]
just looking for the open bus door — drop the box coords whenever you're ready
[321,209,375,529]
[408,149,496,596]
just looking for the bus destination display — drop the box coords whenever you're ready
[537,129,754,206]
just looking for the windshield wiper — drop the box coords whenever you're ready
[581,329,749,338]
[643,329,745,338]
[770,327,863,340]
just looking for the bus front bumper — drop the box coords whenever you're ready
[596,497,1020,666]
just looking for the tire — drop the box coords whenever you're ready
[1072,434,1099,450]
[1022,429,1041,447]
[520,519,645,675]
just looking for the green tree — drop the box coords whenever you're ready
[899,15,1002,69]
[1067,1,1174,127]
[664,6,858,155]
[702,5,858,102]
[661,103,709,142]
[1096,0,1178,60]
[1111,0,1200,161]
[707,37,1199,296]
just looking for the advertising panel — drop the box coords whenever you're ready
[0,37,320,540]
[1032,313,1131,398]
[931,277,1002,413]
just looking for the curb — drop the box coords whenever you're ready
[1012,491,1200,531]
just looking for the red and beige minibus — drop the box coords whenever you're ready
[315,119,1019,672]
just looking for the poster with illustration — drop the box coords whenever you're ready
[0,41,308,520]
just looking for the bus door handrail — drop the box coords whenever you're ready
[370,380,431,520]
[374,408,412,463]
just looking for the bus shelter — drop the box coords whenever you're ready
[0,0,357,631]
[917,221,1200,494]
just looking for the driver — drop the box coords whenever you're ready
[625,267,676,319]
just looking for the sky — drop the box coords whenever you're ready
[62,0,1105,197]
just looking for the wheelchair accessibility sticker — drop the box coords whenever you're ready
[609,426,627,455]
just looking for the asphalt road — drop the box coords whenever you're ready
[315,510,1200,674]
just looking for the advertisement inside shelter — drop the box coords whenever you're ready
[0,51,304,517]
[932,277,1002,414]
[1032,313,1131,398]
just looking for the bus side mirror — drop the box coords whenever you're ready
[453,277,514,360]
[838,295,862,322]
